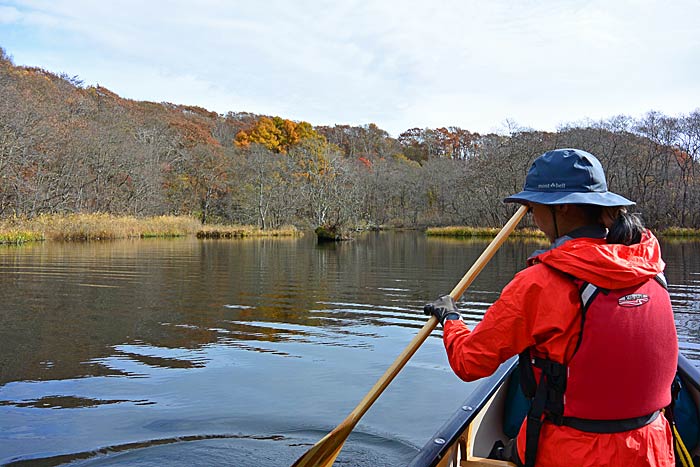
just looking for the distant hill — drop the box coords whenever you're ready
[1,46,698,230]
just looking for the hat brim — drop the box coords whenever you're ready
[503,190,635,206]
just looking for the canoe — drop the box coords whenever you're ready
[408,353,700,467]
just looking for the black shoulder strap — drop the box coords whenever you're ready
[520,356,567,467]
[518,351,537,398]
[574,281,604,354]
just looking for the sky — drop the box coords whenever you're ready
[0,0,698,137]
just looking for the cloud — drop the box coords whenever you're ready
[0,5,21,23]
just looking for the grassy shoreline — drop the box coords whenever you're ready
[657,227,700,237]
[426,226,547,239]
[0,213,299,245]
[4,216,700,245]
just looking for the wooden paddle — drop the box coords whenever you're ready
[292,204,530,467]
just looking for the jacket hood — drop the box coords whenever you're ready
[533,230,665,289]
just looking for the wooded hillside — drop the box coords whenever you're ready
[1,47,698,230]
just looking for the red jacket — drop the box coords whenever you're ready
[443,230,678,467]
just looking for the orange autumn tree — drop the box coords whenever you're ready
[234,116,320,153]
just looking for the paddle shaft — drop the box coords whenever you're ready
[292,204,529,467]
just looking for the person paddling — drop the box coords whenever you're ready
[425,148,679,467]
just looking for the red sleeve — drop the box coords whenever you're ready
[442,264,580,382]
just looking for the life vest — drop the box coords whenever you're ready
[519,273,678,467]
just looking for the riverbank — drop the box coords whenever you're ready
[426,226,547,238]
[4,215,699,245]
[658,227,700,237]
[0,213,299,244]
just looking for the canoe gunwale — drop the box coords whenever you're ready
[679,353,700,393]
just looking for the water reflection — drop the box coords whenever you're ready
[0,233,698,466]
[0,395,152,410]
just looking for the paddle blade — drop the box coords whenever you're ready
[291,424,352,467]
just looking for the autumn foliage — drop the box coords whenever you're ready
[1,46,699,230]
[234,116,323,153]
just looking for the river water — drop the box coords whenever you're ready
[0,232,698,466]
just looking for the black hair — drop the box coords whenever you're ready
[606,211,644,245]
[574,204,645,245]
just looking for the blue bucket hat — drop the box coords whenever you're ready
[503,148,635,206]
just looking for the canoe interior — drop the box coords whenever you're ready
[467,373,512,460]
[409,354,700,467]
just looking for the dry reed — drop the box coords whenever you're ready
[196,224,299,238]
[426,226,546,238]
[0,214,300,243]
[658,227,700,237]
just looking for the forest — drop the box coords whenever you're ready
[1,46,699,232]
